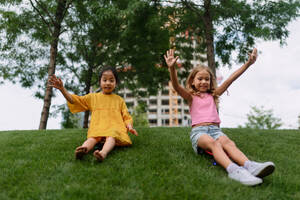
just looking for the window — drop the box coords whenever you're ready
[126,93,134,98]
[126,102,134,108]
[149,119,157,125]
[149,99,157,105]
[161,99,169,105]
[149,109,157,114]
[162,109,169,114]
[162,119,169,125]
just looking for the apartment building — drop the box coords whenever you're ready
[118,81,191,127]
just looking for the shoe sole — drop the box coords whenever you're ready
[243,179,263,186]
[255,164,275,178]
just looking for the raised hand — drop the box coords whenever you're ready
[247,48,258,65]
[164,49,179,68]
[127,124,138,136]
[48,74,64,90]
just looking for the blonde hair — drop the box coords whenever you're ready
[185,65,219,107]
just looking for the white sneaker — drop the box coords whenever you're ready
[228,167,263,186]
[245,161,275,178]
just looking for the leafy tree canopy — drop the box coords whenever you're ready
[159,0,300,72]
[244,105,282,130]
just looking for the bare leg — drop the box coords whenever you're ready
[93,137,116,161]
[197,134,232,168]
[197,134,263,186]
[217,136,249,166]
[219,135,275,178]
[75,137,98,159]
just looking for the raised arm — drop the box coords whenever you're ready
[164,49,193,104]
[48,75,74,104]
[215,48,258,96]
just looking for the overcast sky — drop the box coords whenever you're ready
[0,18,299,131]
[218,18,300,129]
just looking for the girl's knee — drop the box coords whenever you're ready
[207,140,222,151]
[106,136,116,143]
[229,140,236,147]
[212,140,222,149]
[220,137,236,148]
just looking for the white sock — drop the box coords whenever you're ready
[243,160,252,170]
[226,163,239,174]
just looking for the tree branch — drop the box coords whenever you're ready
[29,0,53,34]
[62,0,73,21]
[181,0,204,21]
[59,0,73,35]
[34,0,56,26]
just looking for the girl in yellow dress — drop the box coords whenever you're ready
[48,66,138,161]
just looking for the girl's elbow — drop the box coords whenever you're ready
[68,98,75,104]
[214,89,223,96]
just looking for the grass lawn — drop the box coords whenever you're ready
[0,127,300,200]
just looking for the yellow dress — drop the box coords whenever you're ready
[67,92,133,146]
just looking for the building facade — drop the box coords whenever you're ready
[118,81,191,127]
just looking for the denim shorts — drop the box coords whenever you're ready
[190,125,226,154]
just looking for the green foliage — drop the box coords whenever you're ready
[0,128,300,199]
[114,1,171,95]
[245,105,282,130]
[61,111,81,129]
[166,0,300,69]
[59,0,171,127]
[50,104,82,129]
[62,0,171,97]
[131,102,149,127]
[1,0,171,128]
[0,0,67,94]
[60,106,82,129]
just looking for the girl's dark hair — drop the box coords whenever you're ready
[99,66,119,84]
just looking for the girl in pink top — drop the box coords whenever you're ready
[164,48,275,186]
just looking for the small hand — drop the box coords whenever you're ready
[48,74,64,90]
[247,48,258,65]
[127,124,138,136]
[164,49,179,68]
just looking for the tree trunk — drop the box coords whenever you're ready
[39,39,58,130]
[203,0,216,76]
[82,64,94,128]
[83,111,90,128]
[39,0,68,129]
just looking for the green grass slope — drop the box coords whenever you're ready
[0,127,299,200]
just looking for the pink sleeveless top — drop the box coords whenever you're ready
[190,93,221,126]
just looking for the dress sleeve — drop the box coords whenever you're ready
[67,94,91,113]
[121,99,133,125]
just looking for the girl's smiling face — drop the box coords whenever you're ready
[100,70,116,94]
[192,69,211,93]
